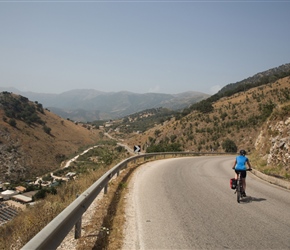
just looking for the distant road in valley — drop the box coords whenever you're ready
[123,156,290,249]
[104,132,135,154]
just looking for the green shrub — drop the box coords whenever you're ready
[43,125,51,134]
[222,138,237,153]
[8,118,17,127]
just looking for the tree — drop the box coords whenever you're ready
[8,118,17,127]
[146,142,182,153]
[222,138,237,153]
[190,100,214,114]
[43,125,51,134]
[33,189,47,200]
[154,129,161,137]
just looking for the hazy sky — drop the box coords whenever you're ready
[1,0,290,95]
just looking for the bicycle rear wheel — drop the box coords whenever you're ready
[236,180,241,203]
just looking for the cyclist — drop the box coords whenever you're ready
[232,149,252,196]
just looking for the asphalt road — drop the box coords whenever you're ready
[123,155,290,249]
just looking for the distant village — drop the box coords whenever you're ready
[0,171,77,226]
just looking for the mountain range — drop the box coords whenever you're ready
[0,88,209,121]
[1,63,290,122]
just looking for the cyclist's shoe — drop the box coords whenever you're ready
[242,191,247,197]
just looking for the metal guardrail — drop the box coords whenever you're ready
[21,151,223,250]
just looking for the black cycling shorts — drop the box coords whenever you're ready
[235,170,247,178]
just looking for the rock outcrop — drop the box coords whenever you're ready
[255,105,290,176]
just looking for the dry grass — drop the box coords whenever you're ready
[73,162,138,250]
[252,154,290,179]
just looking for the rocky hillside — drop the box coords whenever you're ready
[0,92,102,182]
[255,103,290,178]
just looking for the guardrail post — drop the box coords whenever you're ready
[75,216,82,239]
[75,195,82,239]
[104,173,113,194]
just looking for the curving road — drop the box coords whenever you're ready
[123,156,290,249]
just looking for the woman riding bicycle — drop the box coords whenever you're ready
[232,149,252,197]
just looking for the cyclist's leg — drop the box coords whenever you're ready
[234,170,238,180]
[233,171,239,189]
[242,178,246,192]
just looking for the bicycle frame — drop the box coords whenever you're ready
[233,168,251,203]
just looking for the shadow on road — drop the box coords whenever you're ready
[241,196,267,203]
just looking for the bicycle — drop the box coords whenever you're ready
[233,169,251,203]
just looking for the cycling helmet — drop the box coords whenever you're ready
[240,149,246,155]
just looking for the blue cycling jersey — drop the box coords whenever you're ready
[235,155,248,170]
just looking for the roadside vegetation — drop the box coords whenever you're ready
[0,140,130,249]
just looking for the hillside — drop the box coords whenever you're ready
[0,92,102,183]
[115,76,290,179]
[216,63,290,98]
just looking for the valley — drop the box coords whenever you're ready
[0,63,290,249]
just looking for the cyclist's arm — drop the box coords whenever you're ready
[246,159,252,170]
[232,159,237,169]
